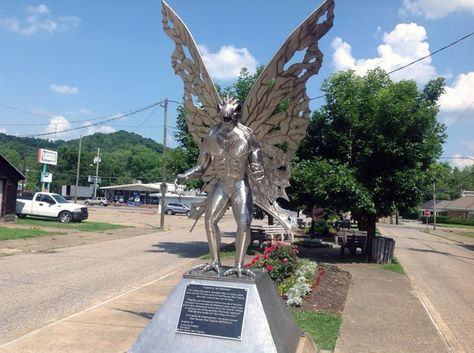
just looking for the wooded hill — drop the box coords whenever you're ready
[0,131,187,193]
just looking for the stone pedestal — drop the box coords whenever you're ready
[128,268,305,353]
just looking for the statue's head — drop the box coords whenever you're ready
[218,95,241,126]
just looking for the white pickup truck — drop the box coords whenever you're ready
[16,192,88,223]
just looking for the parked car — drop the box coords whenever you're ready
[16,192,88,223]
[164,202,190,215]
[84,197,109,207]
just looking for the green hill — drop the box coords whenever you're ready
[0,131,188,193]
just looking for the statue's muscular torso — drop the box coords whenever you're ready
[206,123,257,181]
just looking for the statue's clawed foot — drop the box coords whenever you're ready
[193,260,222,274]
[223,265,256,278]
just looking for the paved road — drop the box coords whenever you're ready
[380,223,474,353]
[0,214,236,344]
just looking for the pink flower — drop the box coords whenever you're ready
[264,254,269,259]
[283,258,289,264]
[266,265,273,272]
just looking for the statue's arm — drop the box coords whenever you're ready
[176,149,211,184]
[248,135,265,181]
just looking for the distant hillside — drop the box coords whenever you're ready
[67,130,163,154]
[0,130,184,193]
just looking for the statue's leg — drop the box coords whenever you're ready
[199,183,229,274]
[224,180,254,278]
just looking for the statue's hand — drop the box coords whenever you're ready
[175,174,187,185]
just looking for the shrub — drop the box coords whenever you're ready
[308,219,335,236]
[422,216,474,226]
[286,260,318,307]
[286,276,312,306]
[245,242,299,283]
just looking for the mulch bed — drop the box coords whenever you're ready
[300,264,352,315]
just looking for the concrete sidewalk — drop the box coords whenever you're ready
[0,263,191,353]
[335,264,449,353]
[1,261,451,353]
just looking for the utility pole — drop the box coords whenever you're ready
[160,98,168,230]
[74,135,82,203]
[93,148,100,199]
[21,151,26,194]
[433,180,437,230]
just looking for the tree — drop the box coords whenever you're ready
[294,69,446,259]
[289,158,373,232]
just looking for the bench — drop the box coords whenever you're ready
[340,234,367,256]
[250,225,293,247]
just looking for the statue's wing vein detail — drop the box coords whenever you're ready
[242,0,335,231]
[161,0,220,146]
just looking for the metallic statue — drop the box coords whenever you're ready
[163,0,334,277]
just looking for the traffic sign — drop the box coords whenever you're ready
[425,209,431,217]
[88,175,102,184]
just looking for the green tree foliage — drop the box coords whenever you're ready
[0,131,167,192]
[293,69,446,253]
[289,158,373,214]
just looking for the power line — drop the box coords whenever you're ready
[446,101,474,133]
[0,100,168,123]
[23,100,164,138]
[0,103,57,119]
[387,31,474,75]
[309,30,474,101]
[131,105,160,134]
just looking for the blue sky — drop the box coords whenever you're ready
[0,0,473,168]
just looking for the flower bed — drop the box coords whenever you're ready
[245,241,317,306]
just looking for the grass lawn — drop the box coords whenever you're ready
[436,223,474,230]
[15,218,131,232]
[199,243,259,260]
[459,232,474,238]
[382,256,405,274]
[292,310,342,350]
[0,226,66,240]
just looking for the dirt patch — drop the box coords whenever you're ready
[301,264,351,315]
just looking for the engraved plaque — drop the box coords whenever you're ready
[176,284,248,340]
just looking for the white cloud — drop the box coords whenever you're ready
[45,116,71,140]
[198,44,258,81]
[27,4,50,15]
[439,72,474,112]
[50,83,79,94]
[451,153,474,169]
[83,121,116,136]
[0,127,7,134]
[400,0,474,19]
[331,23,437,84]
[0,4,80,36]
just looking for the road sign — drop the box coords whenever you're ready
[40,172,52,183]
[38,148,58,165]
[88,175,102,184]
[425,209,431,217]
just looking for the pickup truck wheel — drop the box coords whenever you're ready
[85,201,90,206]
[58,211,73,223]
[100,202,104,206]
[17,213,27,219]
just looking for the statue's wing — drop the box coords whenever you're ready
[242,0,335,232]
[162,0,220,146]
